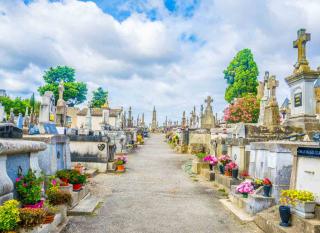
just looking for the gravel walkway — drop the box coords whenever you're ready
[62,134,262,233]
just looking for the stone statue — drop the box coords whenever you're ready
[9,108,14,124]
[58,80,64,101]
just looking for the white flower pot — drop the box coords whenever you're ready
[294,201,316,213]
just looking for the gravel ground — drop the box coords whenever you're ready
[62,134,262,233]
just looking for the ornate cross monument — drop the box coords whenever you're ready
[258,71,270,125]
[263,75,280,129]
[201,96,216,130]
[284,29,320,132]
[293,29,311,73]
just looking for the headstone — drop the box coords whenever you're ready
[9,108,14,124]
[39,91,57,134]
[85,106,92,131]
[263,75,280,130]
[258,71,270,125]
[24,107,30,128]
[201,96,216,130]
[56,80,67,127]
[181,111,186,128]
[0,104,4,123]
[17,113,23,129]
[284,29,320,132]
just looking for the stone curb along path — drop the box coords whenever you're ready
[61,134,263,233]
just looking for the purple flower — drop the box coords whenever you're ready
[51,179,57,186]
[15,177,21,182]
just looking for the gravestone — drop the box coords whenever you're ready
[16,113,23,129]
[39,91,57,134]
[0,104,4,123]
[284,29,320,132]
[263,75,280,130]
[201,96,216,130]
[9,108,14,124]
[56,81,67,127]
[258,71,270,125]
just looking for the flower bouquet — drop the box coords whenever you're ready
[225,161,238,179]
[218,155,231,175]
[203,155,218,170]
[115,155,128,172]
[263,178,272,197]
[236,181,254,198]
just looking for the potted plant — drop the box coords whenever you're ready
[263,178,272,197]
[115,155,128,172]
[46,186,72,206]
[280,190,316,219]
[225,161,238,179]
[203,155,218,170]
[253,178,263,190]
[236,181,254,198]
[15,169,44,208]
[195,152,206,162]
[43,202,58,224]
[19,208,46,229]
[0,200,20,233]
[218,155,231,175]
[56,169,71,186]
[69,171,87,191]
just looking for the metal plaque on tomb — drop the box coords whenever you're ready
[0,123,23,138]
[297,147,320,158]
[294,92,302,107]
[42,122,58,134]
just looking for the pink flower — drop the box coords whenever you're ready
[15,177,21,182]
[51,179,57,186]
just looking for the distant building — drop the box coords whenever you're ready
[0,89,7,97]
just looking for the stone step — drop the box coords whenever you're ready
[84,168,99,178]
[255,206,320,233]
[67,194,101,216]
[220,199,254,223]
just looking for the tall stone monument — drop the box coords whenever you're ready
[284,29,320,131]
[181,111,186,129]
[39,91,56,124]
[56,81,67,127]
[9,108,14,124]
[263,75,280,129]
[151,106,157,131]
[201,96,216,130]
[258,71,270,125]
[127,107,133,128]
[141,113,145,127]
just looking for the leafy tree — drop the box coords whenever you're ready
[38,66,87,106]
[91,87,108,108]
[223,94,260,123]
[0,96,30,116]
[223,49,259,103]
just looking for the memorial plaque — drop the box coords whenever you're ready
[294,92,302,107]
[297,147,320,158]
[43,123,58,134]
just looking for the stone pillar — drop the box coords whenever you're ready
[0,155,14,205]
[239,145,246,173]
[65,138,72,169]
[289,146,298,190]
[227,145,232,156]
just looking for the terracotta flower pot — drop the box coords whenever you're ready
[43,214,55,224]
[117,165,125,172]
[72,183,82,191]
[224,170,232,177]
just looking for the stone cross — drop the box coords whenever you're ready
[293,29,310,68]
[267,75,279,105]
[58,80,64,100]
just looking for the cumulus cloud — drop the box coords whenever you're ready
[0,0,320,124]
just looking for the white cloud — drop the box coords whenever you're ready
[0,0,320,124]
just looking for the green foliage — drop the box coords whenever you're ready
[0,200,20,232]
[15,169,43,205]
[46,187,72,206]
[19,208,46,229]
[91,87,108,108]
[56,169,71,180]
[0,96,30,116]
[223,48,259,103]
[68,171,87,185]
[38,66,87,106]
[196,152,206,159]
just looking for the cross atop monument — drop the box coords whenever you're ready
[205,96,213,106]
[293,28,310,69]
[264,71,269,82]
[267,75,279,104]
[58,80,64,100]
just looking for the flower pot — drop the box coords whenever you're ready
[43,214,55,224]
[117,165,125,172]
[279,205,291,227]
[72,183,82,191]
[209,164,213,171]
[242,193,248,198]
[263,185,272,197]
[224,170,231,177]
[219,164,225,175]
[294,201,316,214]
[24,200,44,209]
[232,168,238,179]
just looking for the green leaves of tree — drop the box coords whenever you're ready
[91,87,108,108]
[38,66,87,106]
[223,49,259,103]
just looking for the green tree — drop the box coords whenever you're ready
[223,49,259,103]
[91,87,108,108]
[38,66,87,106]
[0,96,30,116]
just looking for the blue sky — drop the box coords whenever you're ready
[1,0,320,125]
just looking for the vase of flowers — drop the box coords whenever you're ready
[263,178,272,197]
[115,155,128,172]
[253,178,263,190]
[219,155,231,175]
[236,181,254,198]
[225,162,238,179]
[15,169,44,208]
[69,170,87,191]
[203,155,218,170]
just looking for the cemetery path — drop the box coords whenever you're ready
[62,134,262,233]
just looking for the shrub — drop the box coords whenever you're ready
[19,208,46,229]
[0,200,20,232]
[56,169,71,180]
[46,187,72,206]
[15,169,43,205]
[196,152,206,159]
